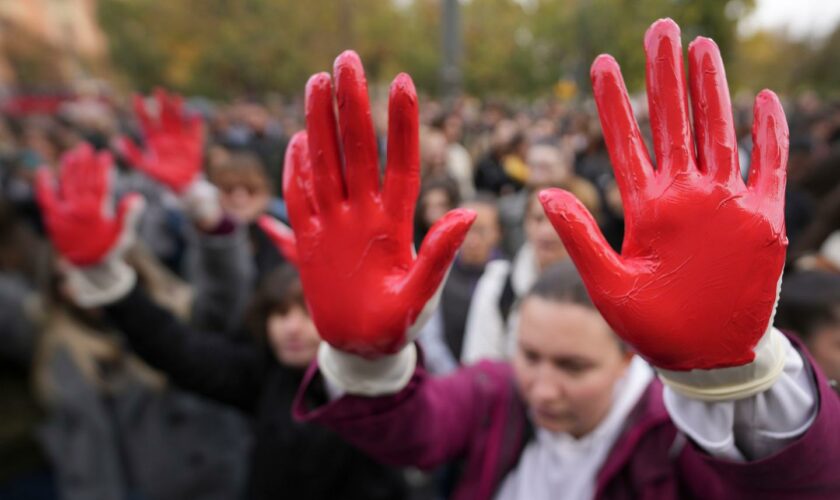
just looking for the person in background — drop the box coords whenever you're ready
[418,194,503,374]
[420,127,472,200]
[278,28,840,500]
[775,269,840,387]
[204,146,287,279]
[432,113,475,201]
[414,176,461,250]
[474,120,524,195]
[500,140,601,257]
[0,201,56,500]
[39,94,255,499]
[37,96,409,500]
[460,189,568,363]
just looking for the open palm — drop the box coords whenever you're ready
[540,19,788,371]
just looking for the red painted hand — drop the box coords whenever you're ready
[119,89,203,193]
[540,19,788,371]
[261,51,474,358]
[36,143,143,266]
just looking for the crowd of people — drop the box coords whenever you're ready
[1,18,840,500]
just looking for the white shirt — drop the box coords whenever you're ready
[494,331,817,500]
[461,243,538,364]
[495,356,654,500]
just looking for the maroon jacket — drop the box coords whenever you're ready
[294,339,840,499]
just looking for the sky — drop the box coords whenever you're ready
[739,0,840,40]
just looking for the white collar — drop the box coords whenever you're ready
[534,356,654,456]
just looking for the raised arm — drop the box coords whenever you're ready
[36,143,264,412]
[539,18,826,465]
[104,283,264,412]
[261,52,488,465]
[260,51,474,394]
[121,89,254,333]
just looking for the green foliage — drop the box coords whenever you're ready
[98,0,757,98]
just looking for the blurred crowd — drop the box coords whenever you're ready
[1,85,839,500]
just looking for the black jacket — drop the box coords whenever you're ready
[104,285,407,500]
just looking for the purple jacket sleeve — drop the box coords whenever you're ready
[679,348,840,498]
[293,352,513,470]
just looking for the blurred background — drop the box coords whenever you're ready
[1,0,839,99]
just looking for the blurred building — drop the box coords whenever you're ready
[0,0,108,88]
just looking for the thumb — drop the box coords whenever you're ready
[35,167,59,215]
[403,208,476,307]
[258,215,299,266]
[539,188,628,288]
[117,136,146,171]
[113,193,146,255]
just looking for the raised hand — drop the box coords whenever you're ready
[539,19,788,373]
[260,51,474,359]
[119,89,204,193]
[36,143,144,267]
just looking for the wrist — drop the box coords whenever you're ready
[657,327,787,402]
[317,342,417,396]
[66,259,137,308]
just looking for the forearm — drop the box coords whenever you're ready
[187,221,254,333]
[104,283,261,411]
[296,345,494,469]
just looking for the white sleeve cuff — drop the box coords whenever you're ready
[67,259,137,308]
[663,333,818,461]
[182,178,222,227]
[657,327,788,402]
[317,342,417,397]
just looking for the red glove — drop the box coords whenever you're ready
[260,51,475,359]
[539,19,788,372]
[119,89,204,193]
[36,143,144,267]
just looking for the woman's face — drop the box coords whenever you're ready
[421,188,452,228]
[524,195,566,270]
[213,169,271,223]
[526,144,570,188]
[266,305,321,368]
[459,202,501,266]
[513,296,632,438]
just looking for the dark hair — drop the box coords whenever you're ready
[461,192,499,212]
[208,149,269,182]
[775,270,840,341]
[247,264,306,343]
[525,261,627,351]
[419,175,461,206]
[415,175,462,239]
[525,261,594,308]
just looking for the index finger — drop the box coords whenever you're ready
[591,54,652,215]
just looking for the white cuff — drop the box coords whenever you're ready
[657,327,787,402]
[182,178,222,227]
[67,259,137,308]
[317,342,417,397]
[663,334,817,461]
